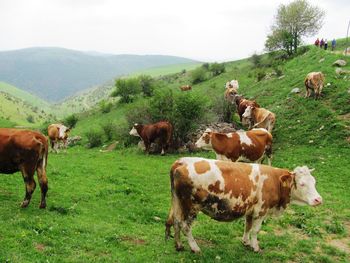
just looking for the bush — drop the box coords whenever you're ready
[256,69,267,81]
[191,67,207,84]
[101,122,116,141]
[99,100,113,113]
[125,100,153,127]
[149,89,174,122]
[138,75,155,97]
[209,62,226,76]
[111,78,141,103]
[63,114,78,128]
[26,115,34,123]
[85,130,103,148]
[211,95,236,123]
[251,53,262,68]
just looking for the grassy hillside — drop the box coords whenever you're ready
[0,47,198,102]
[0,46,349,262]
[0,82,54,126]
[56,62,201,115]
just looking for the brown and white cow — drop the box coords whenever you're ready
[48,124,70,153]
[234,95,260,122]
[165,157,322,253]
[129,121,173,155]
[304,72,325,99]
[242,106,276,133]
[180,85,192,91]
[0,128,48,208]
[195,128,273,165]
[224,80,239,103]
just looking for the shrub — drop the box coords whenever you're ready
[191,67,207,84]
[26,115,34,123]
[256,69,267,81]
[251,53,262,68]
[101,122,116,141]
[111,78,141,103]
[209,62,226,76]
[99,100,113,113]
[63,114,78,128]
[125,100,153,127]
[138,75,155,97]
[85,130,103,148]
[149,89,174,122]
[211,95,236,123]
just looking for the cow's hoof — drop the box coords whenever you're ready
[39,202,46,209]
[241,240,250,247]
[21,200,30,208]
[191,248,201,254]
[176,245,185,251]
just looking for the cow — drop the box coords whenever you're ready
[195,128,273,165]
[0,128,48,208]
[242,106,276,133]
[180,85,192,91]
[304,72,325,100]
[224,80,239,103]
[48,124,70,153]
[234,95,260,122]
[129,121,173,155]
[165,157,322,253]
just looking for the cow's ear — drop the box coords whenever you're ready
[280,173,293,188]
[66,128,71,132]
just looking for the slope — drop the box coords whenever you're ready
[0,47,198,102]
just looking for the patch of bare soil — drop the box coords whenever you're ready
[35,243,46,252]
[329,239,350,254]
[120,236,146,245]
[196,237,215,247]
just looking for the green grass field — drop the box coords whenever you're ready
[0,44,349,262]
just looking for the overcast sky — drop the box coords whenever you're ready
[0,0,349,61]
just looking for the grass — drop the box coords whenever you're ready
[1,43,350,262]
[0,146,349,262]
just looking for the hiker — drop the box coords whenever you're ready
[320,38,324,48]
[324,39,328,50]
[314,38,320,47]
[331,39,336,51]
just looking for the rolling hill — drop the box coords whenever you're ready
[0,47,198,102]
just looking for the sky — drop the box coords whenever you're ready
[0,0,349,62]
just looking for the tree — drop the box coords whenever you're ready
[111,78,141,103]
[191,67,207,84]
[265,0,325,54]
[138,75,154,97]
[209,62,225,76]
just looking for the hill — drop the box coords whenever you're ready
[0,82,54,126]
[1,45,349,262]
[0,47,198,102]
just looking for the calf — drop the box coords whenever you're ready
[180,85,192,91]
[129,121,173,155]
[0,128,48,208]
[195,128,273,165]
[234,95,260,122]
[242,106,275,133]
[48,124,70,153]
[304,72,325,99]
[224,80,239,104]
[165,157,322,253]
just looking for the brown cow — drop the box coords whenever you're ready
[0,128,48,208]
[304,72,325,99]
[129,121,173,155]
[195,128,273,165]
[234,95,260,121]
[180,85,192,91]
[165,157,322,253]
[48,124,70,153]
[242,106,276,133]
[224,80,239,103]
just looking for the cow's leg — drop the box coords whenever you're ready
[165,206,174,240]
[171,194,185,251]
[182,220,200,253]
[36,158,48,209]
[50,140,55,153]
[250,216,265,252]
[20,166,36,208]
[242,214,253,246]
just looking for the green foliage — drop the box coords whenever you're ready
[191,66,208,84]
[256,69,267,81]
[209,62,225,76]
[138,75,155,97]
[99,100,113,113]
[211,95,236,123]
[112,78,141,103]
[149,89,175,122]
[85,129,103,148]
[250,53,263,68]
[266,0,325,54]
[26,115,34,123]
[63,114,79,128]
[101,122,116,141]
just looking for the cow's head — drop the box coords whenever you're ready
[195,129,213,150]
[242,106,254,119]
[129,123,141,137]
[290,166,322,207]
[58,125,70,140]
[225,88,238,103]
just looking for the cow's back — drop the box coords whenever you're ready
[48,124,59,140]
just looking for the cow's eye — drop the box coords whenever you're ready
[300,183,305,187]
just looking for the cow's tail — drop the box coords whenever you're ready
[265,131,273,165]
[165,160,182,240]
[34,136,48,170]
